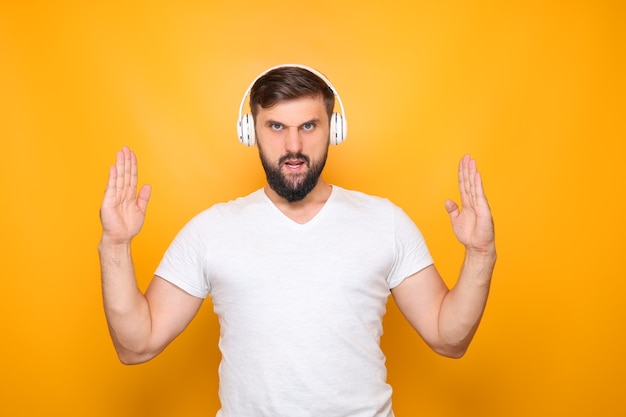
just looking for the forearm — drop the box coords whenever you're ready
[98,239,154,364]
[437,247,496,357]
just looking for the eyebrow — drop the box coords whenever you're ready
[265,118,321,128]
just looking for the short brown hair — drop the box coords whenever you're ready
[249,66,335,120]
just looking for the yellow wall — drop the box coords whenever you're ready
[1,1,624,416]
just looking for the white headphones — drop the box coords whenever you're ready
[237,64,347,146]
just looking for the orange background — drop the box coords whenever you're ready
[1,1,624,416]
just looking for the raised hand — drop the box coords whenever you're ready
[100,146,152,244]
[444,155,495,255]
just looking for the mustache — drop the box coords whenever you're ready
[278,153,310,167]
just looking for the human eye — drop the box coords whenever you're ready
[269,122,283,131]
[301,122,315,131]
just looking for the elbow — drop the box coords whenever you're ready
[114,344,158,365]
[430,338,471,359]
[434,345,468,359]
[431,323,480,359]
[107,329,164,365]
[117,353,145,366]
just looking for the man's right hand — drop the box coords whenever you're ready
[100,146,151,244]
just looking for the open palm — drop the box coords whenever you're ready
[100,147,151,244]
[445,155,495,254]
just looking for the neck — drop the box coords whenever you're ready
[264,178,332,224]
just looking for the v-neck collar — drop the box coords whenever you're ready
[260,185,337,228]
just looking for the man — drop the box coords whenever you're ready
[99,65,496,416]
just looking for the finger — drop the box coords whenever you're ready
[458,154,472,208]
[137,184,152,213]
[468,157,478,207]
[129,148,138,193]
[123,146,132,198]
[445,199,460,220]
[473,171,493,216]
[115,149,125,197]
[104,164,117,196]
[474,170,485,200]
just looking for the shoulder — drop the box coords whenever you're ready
[330,186,419,231]
[331,186,400,214]
[180,189,266,233]
[332,186,394,206]
[195,189,265,218]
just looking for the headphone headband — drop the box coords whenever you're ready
[236,64,347,146]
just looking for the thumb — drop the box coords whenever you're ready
[445,199,460,220]
[137,184,152,213]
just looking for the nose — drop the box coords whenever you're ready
[284,126,303,154]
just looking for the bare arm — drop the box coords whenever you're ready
[392,155,496,358]
[99,147,202,364]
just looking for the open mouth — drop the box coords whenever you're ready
[280,154,310,172]
[284,159,306,171]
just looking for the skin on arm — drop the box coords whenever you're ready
[391,155,496,358]
[99,147,203,364]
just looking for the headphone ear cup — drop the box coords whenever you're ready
[330,112,344,145]
[238,113,256,146]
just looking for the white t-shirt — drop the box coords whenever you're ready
[156,186,433,417]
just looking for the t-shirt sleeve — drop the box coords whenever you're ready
[387,206,434,289]
[154,213,210,299]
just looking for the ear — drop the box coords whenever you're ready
[329,112,344,145]
[237,113,256,146]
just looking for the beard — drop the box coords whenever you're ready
[259,148,328,203]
